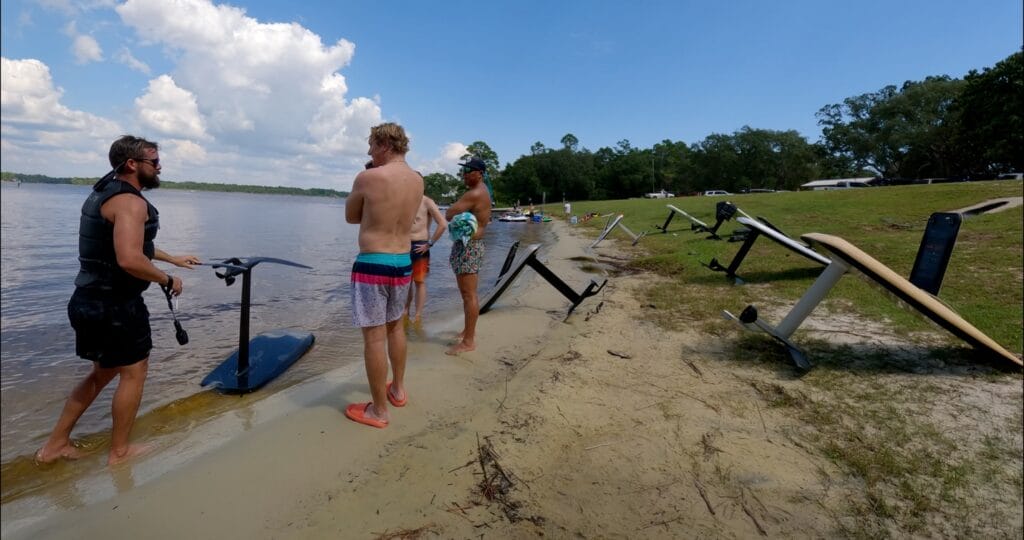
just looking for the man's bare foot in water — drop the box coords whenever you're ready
[107,443,154,466]
[35,442,85,464]
[446,341,475,355]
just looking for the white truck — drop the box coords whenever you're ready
[644,189,674,199]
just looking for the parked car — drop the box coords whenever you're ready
[644,190,674,198]
[830,181,871,189]
[996,172,1023,180]
[701,190,731,196]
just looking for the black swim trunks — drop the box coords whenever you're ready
[67,289,152,368]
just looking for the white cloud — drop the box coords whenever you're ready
[134,75,209,140]
[71,34,103,64]
[5,0,401,191]
[413,142,469,175]
[0,57,123,174]
[165,138,207,163]
[64,21,103,64]
[116,0,381,167]
[116,48,151,74]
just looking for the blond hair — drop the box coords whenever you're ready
[368,123,410,154]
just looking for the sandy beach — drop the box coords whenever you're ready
[5,220,1022,539]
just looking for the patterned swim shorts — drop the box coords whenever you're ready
[450,238,485,275]
[350,253,412,327]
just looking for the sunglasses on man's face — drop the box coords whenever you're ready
[135,158,160,168]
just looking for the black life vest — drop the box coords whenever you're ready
[74,174,160,298]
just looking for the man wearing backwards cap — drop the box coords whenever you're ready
[444,156,492,355]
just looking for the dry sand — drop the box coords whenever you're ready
[4,221,1021,539]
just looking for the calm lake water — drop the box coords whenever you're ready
[0,181,551,468]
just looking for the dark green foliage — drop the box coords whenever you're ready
[423,172,463,203]
[817,76,966,178]
[952,51,1024,175]
[492,51,1020,203]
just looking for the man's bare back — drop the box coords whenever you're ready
[410,196,446,242]
[346,161,423,253]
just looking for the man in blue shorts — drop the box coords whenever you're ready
[35,135,199,466]
[344,123,424,428]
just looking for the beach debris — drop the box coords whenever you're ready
[754,402,772,442]
[692,478,716,516]
[372,523,439,540]
[607,349,633,359]
[447,459,476,474]
[584,300,605,321]
[678,390,721,413]
[684,360,704,378]
[640,515,684,530]
[741,491,769,536]
[444,502,475,523]
[558,350,582,363]
[475,434,544,526]
[700,431,723,461]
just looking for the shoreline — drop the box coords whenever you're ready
[2,221,589,538]
[0,210,547,467]
[4,219,1021,538]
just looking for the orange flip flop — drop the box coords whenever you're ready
[345,402,388,428]
[386,381,407,407]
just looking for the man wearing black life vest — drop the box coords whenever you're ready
[35,135,200,467]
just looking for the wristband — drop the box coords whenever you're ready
[165,274,174,289]
[428,240,435,247]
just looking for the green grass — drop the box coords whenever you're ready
[739,363,1022,537]
[549,180,1024,355]
[549,181,1024,537]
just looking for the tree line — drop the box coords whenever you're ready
[0,172,349,198]
[423,51,1021,205]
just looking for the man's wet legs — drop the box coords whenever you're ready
[108,359,152,466]
[447,272,478,355]
[405,282,428,323]
[36,362,119,463]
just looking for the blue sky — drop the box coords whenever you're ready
[2,0,1021,191]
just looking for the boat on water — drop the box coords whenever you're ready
[498,212,529,222]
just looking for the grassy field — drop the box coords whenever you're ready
[540,180,1019,536]
[552,180,1023,357]
[545,180,1023,537]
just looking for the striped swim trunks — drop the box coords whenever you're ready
[350,252,413,327]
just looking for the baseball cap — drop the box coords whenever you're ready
[458,157,486,172]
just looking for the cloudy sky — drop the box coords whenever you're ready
[2,0,1020,191]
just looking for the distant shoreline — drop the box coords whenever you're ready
[0,173,348,198]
